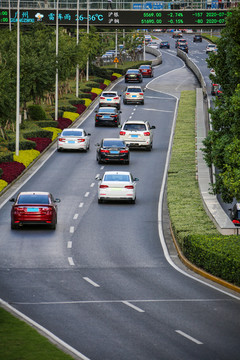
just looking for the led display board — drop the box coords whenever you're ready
[0,9,232,27]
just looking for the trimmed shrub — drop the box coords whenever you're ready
[69,99,85,105]
[57,117,72,130]
[0,152,13,163]
[77,92,92,99]
[62,112,79,122]
[50,110,64,119]
[92,77,105,83]
[28,105,46,120]
[13,149,40,168]
[22,129,53,139]
[99,83,108,90]
[27,137,52,152]
[42,127,62,141]
[79,98,92,107]
[0,179,8,192]
[91,87,102,95]
[7,139,36,152]
[36,121,58,128]
[104,79,111,86]
[74,104,87,114]
[0,161,26,183]
[59,105,77,112]
[184,235,240,286]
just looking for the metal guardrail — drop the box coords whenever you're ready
[0,0,239,9]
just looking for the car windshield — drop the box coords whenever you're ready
[123,123,146,131]
[104,174,130,182]
[140,66,150,69]
[102,93,117,97]
[162,42,168,44]
[17,194,49,204]
[126,88,142,93]
[208,44,216,48]
[99,108,116,114]
[127,70,139,73]
[103,140,125,148]
[62,130,83,136]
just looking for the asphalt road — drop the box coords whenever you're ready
[0,33,239,360]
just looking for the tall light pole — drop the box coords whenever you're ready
[86,0,89,81]
[76,0,79,97]
[55,0,59,121]
[8,0,11,31]
[15,0,20,156]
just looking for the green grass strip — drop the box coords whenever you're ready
[167,90,218,247]
[0,307,74,359]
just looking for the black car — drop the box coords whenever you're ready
[178,44,188,53]
[96,138,130,164]
[160,41,170,49]
[193,35,202,42]
[95,107,121,127]
[125,69,143,83]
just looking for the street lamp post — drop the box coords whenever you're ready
[76,0,79,97]
[86,0,89,81]
[15,0,20,156]
[55,0,59,121]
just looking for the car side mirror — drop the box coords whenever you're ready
[9,198,15,202]
[151,126,156,129]
[95,143,100,146]
[95,110,97,113]
[95,176,102,180]
[54,198,61,203]
[119,111,122,113]
[58,133,61,135]
[134,178,139,182]
[228,208,232,212]
[88,133,91,136]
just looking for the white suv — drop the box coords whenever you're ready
[119,120,155,151]
[99,91,121,109]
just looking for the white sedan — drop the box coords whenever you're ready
[99,91,121,109]
[57,128,91,152]
[96,171,139,204]
[206,44,217,54]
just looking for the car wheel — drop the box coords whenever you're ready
[11,223,18,230]
[50,223,56,230]
[98,198,103,204]
[130,198,136,204]
[146,144,152,151]
[141,100,144,105]
[98,158,102,164]
[123,100,127,105]
[124,160,129,165]
[57,148,61,152]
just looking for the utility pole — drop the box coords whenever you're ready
[55,0,59,121]
[15,0,20,156]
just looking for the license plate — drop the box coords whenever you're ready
[68,140,75,144]
[129,75,135,77]
[131,135,138,138]
[102,116,109,119]
[110,151,119,154]
[107,99,111,101]
[132,95,137,97]
[27,208,39,212]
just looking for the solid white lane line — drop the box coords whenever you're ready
[68,257,75,266]
[142,108,173,113]
[79,202,84,208]
[83,277,100,287]
[70,226,74,233]
[122,301,145,313]
[175,330,203,345]
[90,183,95,187]
[73,214,79,220]
[84,192,90,197]
[67,241,72,249]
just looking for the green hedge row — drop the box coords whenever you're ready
[184,235,240,286]
[0,152,13,163]
[7,139,36,152]
[167,90,240,287]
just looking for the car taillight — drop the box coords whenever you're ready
[100,149,110,153]
[100,185,109,188]
[233,219,240,224]
[77,139,85,143]
[119,131,126,135]
[120,150,128,153]
[58,138,65,142]
[144,132,151,136]
[139,93,144,95]
[126,93,130,95]
[125,185,134,189]
[111,115,118,118]
[113,97,119,100]
[100,96,105,99]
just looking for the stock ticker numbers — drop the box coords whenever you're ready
[0,9,233,27]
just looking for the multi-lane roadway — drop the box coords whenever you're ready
[0,32,239,360]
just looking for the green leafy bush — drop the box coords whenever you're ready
[59,105,77,112]
[36,121,58,128]
[0,152,13,163]
[28,105,46,120]
[50,110,64,119]
[23,129,53,139]
[7,139,36,152]
[184,235,240,286]
[77,92,92,99]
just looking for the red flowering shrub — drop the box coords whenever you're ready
[73,104,87,114]
[111,75,118,81]
[99,83,107,90]
[0,161,26,183]
[27,137,52,153]
[57,117,72,130]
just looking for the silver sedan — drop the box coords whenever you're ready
[57,128,91,152]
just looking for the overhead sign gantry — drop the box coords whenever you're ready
[0,9,232,27]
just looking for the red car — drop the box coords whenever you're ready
[139,65,154,78]
[10,191,60,230]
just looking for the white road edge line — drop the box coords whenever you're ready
[0,299,91,360]
[83,277,100,287]
[175,330,203,345]
[122,301,145,313]
[68,257,75,266]
[67,241,72,249]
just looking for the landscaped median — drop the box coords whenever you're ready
[167,90,240,288]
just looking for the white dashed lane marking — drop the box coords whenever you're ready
[67,241,72,249]
[175,330,203,345]
[122,301,145,313]
[70,226,74,233]
[68,257,75,266]
[79,202,84,208]
[73,214,79,220]
[84,192,90,197]
[90,183,95,187]
[83,277,100,287]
